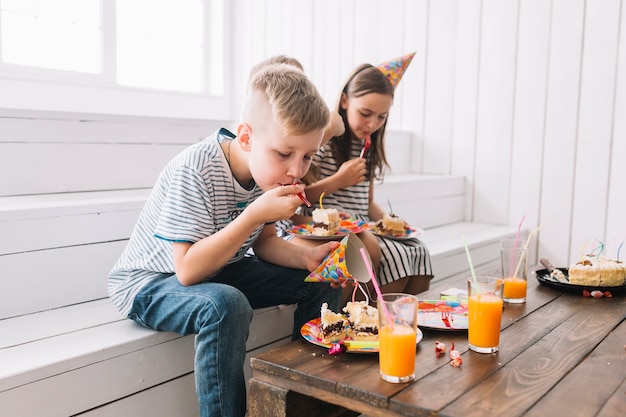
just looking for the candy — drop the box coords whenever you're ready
[329,341,347,355]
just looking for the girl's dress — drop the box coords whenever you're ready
[277,137,433,285]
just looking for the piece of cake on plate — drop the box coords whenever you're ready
[312,208,340,236]
[342,301,379,341]
[375,212,406,237]
[568,255,626,286]
[319,302,348,343]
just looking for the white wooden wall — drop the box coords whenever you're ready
[1,1,624,268]
[231,0,626,267]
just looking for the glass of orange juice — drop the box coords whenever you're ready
[467,277,504,353]
[377,293,418,383]
[500,239,528,303]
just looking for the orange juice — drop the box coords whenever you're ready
[379,324,416,379]
[468,293,503,351]
[503,277,527,300]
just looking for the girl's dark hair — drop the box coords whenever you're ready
[331,63,394,182]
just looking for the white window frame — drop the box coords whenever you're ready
[0,0,232,120]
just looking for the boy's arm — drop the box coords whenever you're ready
[173,184,307,286]
[254,224,339,272]
[172,210,263,286]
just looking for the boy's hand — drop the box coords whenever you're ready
[306,241,343,289]
[306,240,340,272]
[335,158,366,188]
[248,184,306,224]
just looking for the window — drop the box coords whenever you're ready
[0,0,228,118]
[116,0,205,92]
[1,0,101,73]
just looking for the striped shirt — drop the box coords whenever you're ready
[108,129,264,317]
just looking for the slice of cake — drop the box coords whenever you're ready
[568,255,626,286]
[312,208,340,236]
[375,213,405,237]
[342,301,379,341]
[598,258,625,286]
[568,258,601,286]
[319,302,348,343]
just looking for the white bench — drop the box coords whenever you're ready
[0,110,516,416]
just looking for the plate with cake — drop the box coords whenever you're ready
[300,302,423,353]
[534,255,626,294]
[287,208,368,240]
[370,213,424,240]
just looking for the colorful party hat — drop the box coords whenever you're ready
[305,233,372,284]
[376,52,416,89]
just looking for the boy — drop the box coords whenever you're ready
[108,63,341,417]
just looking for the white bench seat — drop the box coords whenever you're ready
[0,299,296,417]
[0,109,519,416]
[424,221,519,282]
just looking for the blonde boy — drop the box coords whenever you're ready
[108,64,340,417]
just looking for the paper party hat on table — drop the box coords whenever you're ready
[305,232,372,284]
[376,52,416,89]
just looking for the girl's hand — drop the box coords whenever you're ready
[338,211,351,220]
[335,158,367,188]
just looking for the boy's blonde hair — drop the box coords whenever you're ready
[248,55,304,77]
[245,63,329,136]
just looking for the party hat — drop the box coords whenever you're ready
[305,233,372,284]
[376,52,416,89]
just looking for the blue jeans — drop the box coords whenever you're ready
[128,255,340,417]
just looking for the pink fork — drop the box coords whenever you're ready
[292,181,312,207]
[359,135,371,159]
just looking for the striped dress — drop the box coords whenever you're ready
[307,138,432,286]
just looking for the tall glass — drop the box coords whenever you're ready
[467,277,504,353]
[500,239,528,303]
[377,293,418,383]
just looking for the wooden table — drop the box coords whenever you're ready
[248,272,626,417]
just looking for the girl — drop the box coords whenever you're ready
[285,53,433,305]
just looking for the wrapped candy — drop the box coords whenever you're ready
[435,341,446,358]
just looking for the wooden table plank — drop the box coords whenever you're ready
[440,296,626,417]
[525,314,626,417]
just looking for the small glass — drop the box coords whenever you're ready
[500,239,528,303]
[377,293,418,383]
[467,277,504,353]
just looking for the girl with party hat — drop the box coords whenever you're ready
[280,52,433,305]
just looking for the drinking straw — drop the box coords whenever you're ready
[618,241,623,262]
[512,224,543,279]
[509,214,526,277]
[359,248,393,328]
[462,235,477,282]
